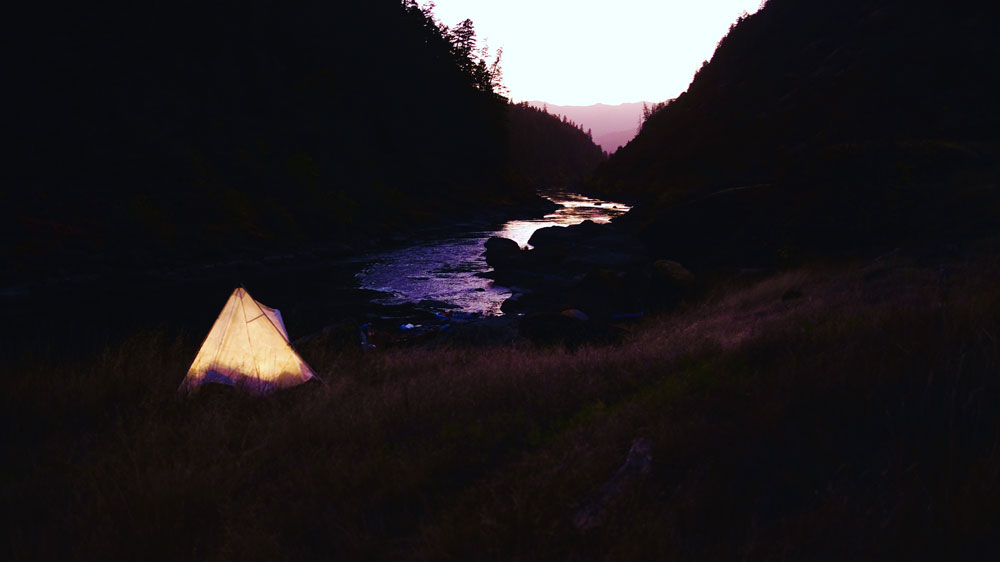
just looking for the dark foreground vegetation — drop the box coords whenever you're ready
[5,244,999,560]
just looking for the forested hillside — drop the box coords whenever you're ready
[526,101,650,153]
[506,103,607,188]
[588,0,1000,269]
[3,1,601,286]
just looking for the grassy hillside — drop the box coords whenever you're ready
[5,242,999,560]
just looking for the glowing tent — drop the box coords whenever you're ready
[180,287,317,394]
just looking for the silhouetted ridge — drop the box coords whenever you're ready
[588,0,1000,268]
[4,1,554,282]
[506,102,607,188]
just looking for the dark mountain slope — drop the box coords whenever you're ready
[3,1,523,283]
[588,0,1000,269]
[506,102,607,188]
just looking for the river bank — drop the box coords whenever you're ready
[7,240,998,560]
[357,192,629,314]
[3,191,611,355]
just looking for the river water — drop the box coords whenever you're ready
[5,192,629,353]
[356,191,630,315]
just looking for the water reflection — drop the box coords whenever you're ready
[497,191,630,247]
[355,191,630,314]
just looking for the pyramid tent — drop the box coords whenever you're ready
[180,287,318,394]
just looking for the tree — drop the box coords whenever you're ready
[444,18,506,96]
[451,18,477,74]
[638,100,672,131]
[488,47,507,96]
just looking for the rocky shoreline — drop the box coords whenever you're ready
[7,192,698,354]
[477,219,699,347]
[323,215,702,351]
[4,194,560,352]
[325,217,698,352]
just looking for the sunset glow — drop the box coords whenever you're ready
[428,0,765,105]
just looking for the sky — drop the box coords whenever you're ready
[428,0,765,106]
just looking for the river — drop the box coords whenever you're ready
[5,192,629,353]
[356,191,630,315]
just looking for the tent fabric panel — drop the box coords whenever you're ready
[209,290,259,381]
[238,289,266,323]
[246,314,313,387]
[260,305,289,341]
[180,287,318,394]
[184,288,243,389]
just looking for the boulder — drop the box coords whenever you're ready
[527,224,581,248]
[529,221,645,274]
[492,221,652,317]
[527,220,605,249]
[484,236,523,269]
[651,259,695,285]
[560,308,589,321]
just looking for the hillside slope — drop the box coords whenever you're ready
[3,1,546,285]
[588,0,1000,269]
[506,103,608,188]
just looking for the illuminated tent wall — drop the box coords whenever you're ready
[180,288,318,394]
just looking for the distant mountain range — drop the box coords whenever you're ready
[525,101,654,153]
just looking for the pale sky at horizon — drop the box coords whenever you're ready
[428,0,765,106]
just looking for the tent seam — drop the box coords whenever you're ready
[254,300,317,381]
[239,289,265,385]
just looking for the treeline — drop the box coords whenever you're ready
[588,0,1000,269]
[506,102,608,188]
[3,1,602,284]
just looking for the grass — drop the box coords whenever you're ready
[3,248,999,560]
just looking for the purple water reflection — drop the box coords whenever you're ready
[497,192,630,247]
[355,191,630,314]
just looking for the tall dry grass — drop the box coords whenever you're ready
[4,252,999,560]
